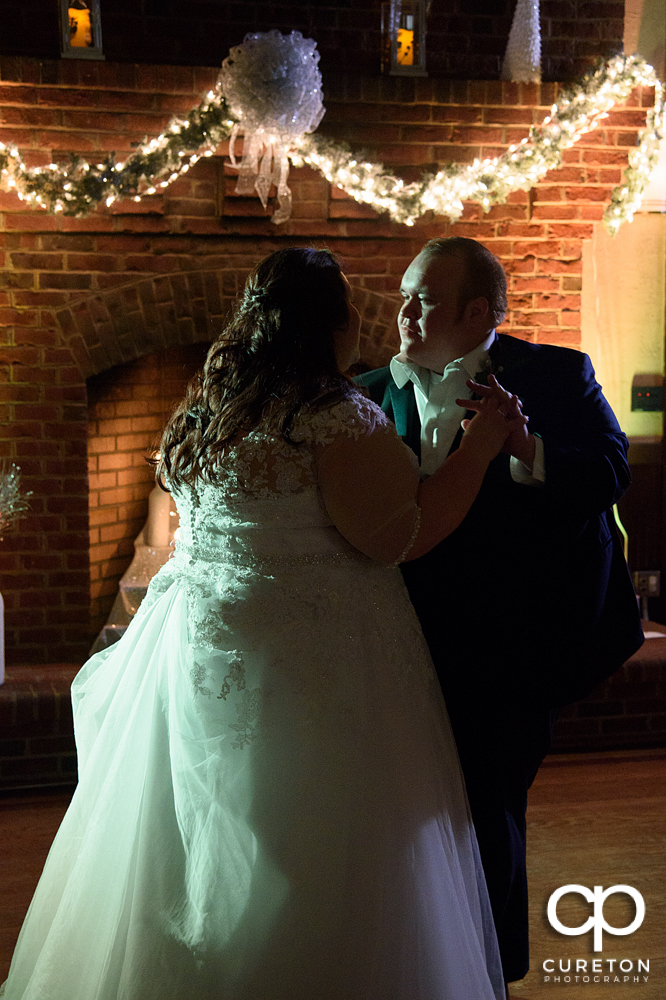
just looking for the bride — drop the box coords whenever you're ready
[2,248,524,1000]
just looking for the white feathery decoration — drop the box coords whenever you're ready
[0,463,30,539]
[501,0,541,84]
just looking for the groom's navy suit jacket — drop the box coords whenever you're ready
[356,334,643,712]
[356,336,643,981]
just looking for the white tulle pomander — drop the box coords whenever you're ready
[220,29,325,224]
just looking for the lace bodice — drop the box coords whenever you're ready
[175,392,393,519]
[163,391,419,567]
[133,391,424,749]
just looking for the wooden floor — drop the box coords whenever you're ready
[510,749,666,1000]
[1,751,665,997]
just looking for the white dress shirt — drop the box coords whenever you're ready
[389,332,545,483]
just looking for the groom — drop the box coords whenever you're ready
[355,237,643,986]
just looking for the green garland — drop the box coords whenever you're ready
[0,88,236,215]
[0,54,662,233]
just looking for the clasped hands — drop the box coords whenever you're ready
[456,374,536,471]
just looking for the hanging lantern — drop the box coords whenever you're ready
[381,0,427,77]
[59,0,104,60]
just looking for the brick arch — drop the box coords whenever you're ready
[53,271,401,379]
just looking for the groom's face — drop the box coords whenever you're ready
[398,252,488,373]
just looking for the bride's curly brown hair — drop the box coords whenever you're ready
[156,247,356,488]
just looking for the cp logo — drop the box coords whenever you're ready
[547,885,645,952]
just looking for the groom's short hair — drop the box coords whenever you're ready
[421,237,507,327]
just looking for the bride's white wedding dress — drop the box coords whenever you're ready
[2,393,504,1000]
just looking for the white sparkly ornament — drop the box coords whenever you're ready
[501,0,541,84]
[219,30,325,224]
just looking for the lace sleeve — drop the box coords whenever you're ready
[312,395,422,565]
[294,393,394,448]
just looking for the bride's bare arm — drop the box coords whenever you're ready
[316,428,420,564]
[317,397,524,564]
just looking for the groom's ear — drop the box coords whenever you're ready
[464,296,490,323]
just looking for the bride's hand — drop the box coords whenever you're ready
[458,373,522,421]
[455,376,528,461]
[458,374,535,466]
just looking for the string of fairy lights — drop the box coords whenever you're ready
[0,53,662,233]
[0,87,236,216]
[291,54,664,233]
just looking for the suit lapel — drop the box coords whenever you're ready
[388,382,421,461]
[488,334,531,393]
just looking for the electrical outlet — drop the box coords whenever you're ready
[633,570,661,597]
[631,374,664,412]
[631,385,663,411]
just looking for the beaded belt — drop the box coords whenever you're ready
[174,542,371,569]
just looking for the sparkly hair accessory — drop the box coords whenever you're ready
[244,285,272,309]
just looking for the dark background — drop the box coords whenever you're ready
[3,1,625,81]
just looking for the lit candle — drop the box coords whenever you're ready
[68,2,92,47]
[397,17,414,66]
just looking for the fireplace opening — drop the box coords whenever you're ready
[87,342,211,643]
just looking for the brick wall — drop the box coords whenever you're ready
[0,663,77,788]
[0,53,652,663]
[552,629,666,752]
[0,1,625,83]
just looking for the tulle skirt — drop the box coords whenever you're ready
[2,557,504,999]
